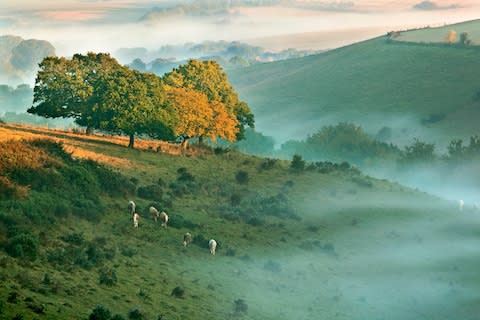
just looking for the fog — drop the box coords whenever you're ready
[2,1,480,57]
[175,186,480,319]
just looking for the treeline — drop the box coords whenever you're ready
[28,53,254,148]
[235,122,480,167]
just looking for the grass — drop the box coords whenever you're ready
[228,25,480,147]
[393,19,480,45]
[0,123,479,320]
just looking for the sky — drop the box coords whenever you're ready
[0,0,479,56]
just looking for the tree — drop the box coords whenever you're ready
[165,87,238,149]
[446,30,457,43]
[163,59,254,140]
[459,32,471,45]
[28,52,175,148]
[401,138,435,163]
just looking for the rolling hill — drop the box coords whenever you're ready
[393,19,480,45]
[228,20,480,148]
[0,123,479,320]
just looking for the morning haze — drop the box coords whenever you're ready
[0,1,479,319]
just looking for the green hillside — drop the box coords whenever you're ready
[0,125,479,320]
[228,32,480,147]
[394,19,480,45]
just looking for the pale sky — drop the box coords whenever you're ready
[1,0,479,55]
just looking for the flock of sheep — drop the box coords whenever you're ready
[127,200,217,255]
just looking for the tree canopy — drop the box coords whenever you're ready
[163,59,254,140]
[29,54,253,149]
[28,53,176,148]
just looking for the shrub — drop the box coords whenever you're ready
[260,158,277,170]
[120,247,137,258]
[87,161,136,197]
[89,305,112,320]
[128,308,146,320]
[171,286,185,298]
[235,170,249,184]
[167,213,198,229]
[230,193,242,206]
[233,299,248,314]
[60,232,85,246]
[99,267,117,286]
[6,233,39,261]
[137,184,163,200]
[192,234,208,248]
[177,168,195,182]
[290,154,305,171]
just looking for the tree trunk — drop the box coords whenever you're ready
[86,126,93,135]
[180,138,189,152]
[128,134,135,149]
[198,136,204,145]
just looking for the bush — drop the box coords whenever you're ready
[167,213,198,229]
[89,305,112,320]
[230,193,242,206]
[60,232,85,246]
[290,154,305,171]
[192,234,208,248]
[171,286,185,298]
[137,184,163,200]
[6,233,39,261]
[99,267,117,286]
[177,168,195,182]
[128,308,146,320]
[235,170,249,184]
[87,161,136,197]
[260,158,277,170]
[233,299,248,314]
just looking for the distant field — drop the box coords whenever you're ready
[394,19,480,45]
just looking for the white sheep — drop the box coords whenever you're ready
[133,212,140,228]
[183,232,192,247]
[209,239,217,255]
[459,199,464,211]
[159,211,169,228]
[128,200,136,215]
[149,206,160,222]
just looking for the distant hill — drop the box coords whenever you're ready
[228,29,480,147]
[393,19,480,45]
[0,35,55,85]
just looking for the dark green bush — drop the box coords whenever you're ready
[171,286,185,298]
[233,299,248,314]
[235,170,249,184]
[290,154,305,171]
[99,267,117,286]
[192,234,208,248]
[6,232,39,261]
[86,161,136,197]
[167,213,198,229]
[89,305,112,320]
[128,308,146,320]
[230,193,242,206]
[137,184,163,200]
[61,232,85,246]
[260,158,277,170]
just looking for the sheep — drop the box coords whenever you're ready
[133,212,140,228]
[149,206,160,222]
[128,200,136,215]
[458,199,464,211]
[209,239,217,255]
[183,232,192,247]
[159,211,169,228]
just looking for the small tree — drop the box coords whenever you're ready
[446,30,457,43]
[459,32,471,45]
[89,305,112,320]
[401,138,435,163]
[290,154,305,171]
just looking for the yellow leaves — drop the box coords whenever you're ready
[166,87,238,141]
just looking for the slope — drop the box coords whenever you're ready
[0,123,478,320]
[228,33,480,147]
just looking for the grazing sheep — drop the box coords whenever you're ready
[209,239,217,255]
[128,200,136,215]
[149,206,160,222]
[459,199,464,211]
[133,213,140,228]
[183,232,192,247]
[160,211,169,228]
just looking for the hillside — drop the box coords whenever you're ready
[227,31,480,147]
[0,123,478,320]
[393,19,480,45]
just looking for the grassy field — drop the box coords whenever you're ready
[0,123,479,320]
[228,28,480,148]
[393,19,480,45]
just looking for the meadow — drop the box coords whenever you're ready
[0,123,478,320]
